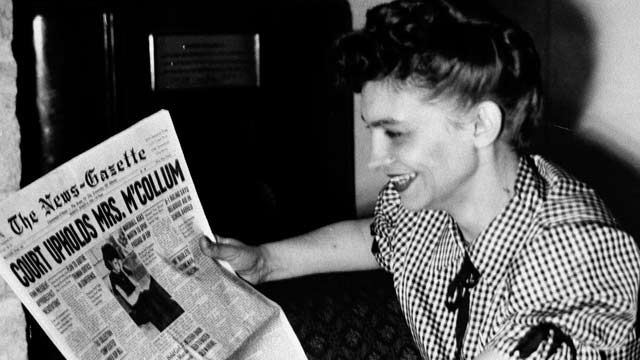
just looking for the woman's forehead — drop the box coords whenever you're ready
[362,80,463,119]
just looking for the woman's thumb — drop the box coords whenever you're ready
[199,234,236,261]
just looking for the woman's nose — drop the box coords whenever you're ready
[368,154,395,170]
[367,132,394,170]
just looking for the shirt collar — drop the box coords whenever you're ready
[514,154,546,201]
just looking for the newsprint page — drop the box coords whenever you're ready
[0,110,307,360]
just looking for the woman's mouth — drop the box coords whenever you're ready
[389,173,417,192]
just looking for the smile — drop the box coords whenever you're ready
[389,173,417,192]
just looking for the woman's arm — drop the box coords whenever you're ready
[200,218,379,284]
[262,218,379,281]
[114,283,140,306]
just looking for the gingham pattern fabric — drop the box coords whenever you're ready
[371,155,640,360]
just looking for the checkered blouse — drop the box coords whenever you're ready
[371,155,640,359]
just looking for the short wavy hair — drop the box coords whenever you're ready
[335,0,543,152]
[101,243,121,271]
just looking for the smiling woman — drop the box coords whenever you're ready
[200,1,640,359]
[360,81,481,213]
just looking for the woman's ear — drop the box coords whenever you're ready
[473,101,503,148]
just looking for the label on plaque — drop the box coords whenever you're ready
[150,34,260,90]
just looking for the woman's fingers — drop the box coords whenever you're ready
[198,234,264,284]
[199,235,231,260]
[199,235,251,265]
[214,235,246,247]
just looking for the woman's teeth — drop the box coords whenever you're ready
[390,173,417,192]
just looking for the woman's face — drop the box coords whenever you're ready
[110,258,123,273]
[361,80,479,212]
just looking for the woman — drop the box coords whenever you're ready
[200,0,640,358]
[102,243,183,332]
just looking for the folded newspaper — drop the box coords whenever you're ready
[0,110,307,360]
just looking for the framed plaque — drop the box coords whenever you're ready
[149,33,260,90]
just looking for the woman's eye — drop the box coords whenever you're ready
[385,130,403,139]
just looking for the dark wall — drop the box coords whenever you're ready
[15,0,354,240]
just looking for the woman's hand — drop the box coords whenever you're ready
[199,235,270,284]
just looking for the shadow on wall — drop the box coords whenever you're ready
[544,0,596,130]
[489,0,595,127]
[493,0,640,242]
[541,1,640,243]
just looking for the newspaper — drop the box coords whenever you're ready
[0,110,307,360]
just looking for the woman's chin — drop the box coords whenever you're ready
[399,192,429,212]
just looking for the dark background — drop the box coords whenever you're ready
[14,0,355,243]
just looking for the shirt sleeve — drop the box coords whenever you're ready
[370,182,402,273]
[488,221,640,359]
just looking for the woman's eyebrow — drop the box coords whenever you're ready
[360,115,400,128]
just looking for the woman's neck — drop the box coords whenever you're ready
[452,146,520,243]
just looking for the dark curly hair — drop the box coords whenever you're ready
[101,243,121,271]
[335,0,543,152]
